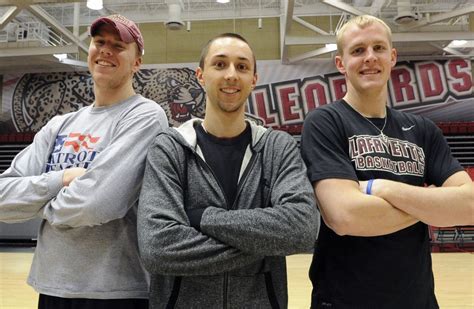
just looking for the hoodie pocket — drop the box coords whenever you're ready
[227,272,280,309]
[172,275,224,308]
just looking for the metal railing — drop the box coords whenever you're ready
[8,21,69,47]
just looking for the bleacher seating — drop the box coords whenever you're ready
[429,167,474,252]
[430,225,474,252]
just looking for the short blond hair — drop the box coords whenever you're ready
[336,15,392,55]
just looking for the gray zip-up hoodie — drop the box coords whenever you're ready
[138,118,320,309]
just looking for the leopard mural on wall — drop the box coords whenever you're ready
[134,68,206,127]
[11,68,207,132]
[11,72,94,132]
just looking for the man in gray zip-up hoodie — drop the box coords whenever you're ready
[138,33,320,309]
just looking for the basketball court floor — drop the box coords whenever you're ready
[1,249,472,309]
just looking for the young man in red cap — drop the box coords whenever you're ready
[0,14,168,309]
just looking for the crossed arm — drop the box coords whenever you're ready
[198,135,319,256]
[314,178,419,237]
[315,170,473,237]
[359,171,474,227]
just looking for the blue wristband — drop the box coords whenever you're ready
[366,179,374,195]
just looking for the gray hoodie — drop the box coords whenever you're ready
[138,119,320,308]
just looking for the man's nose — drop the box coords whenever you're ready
[99,44,113,56]
[225,64,238,81]
[364,48,377,62]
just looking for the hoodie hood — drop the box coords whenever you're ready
[164,118,269,153]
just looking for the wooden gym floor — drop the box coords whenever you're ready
[0,250,473,309]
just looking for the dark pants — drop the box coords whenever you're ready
[38,294,149,309]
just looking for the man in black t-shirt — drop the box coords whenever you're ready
[301,15,474,309]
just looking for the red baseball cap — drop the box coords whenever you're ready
[90,14,144,55]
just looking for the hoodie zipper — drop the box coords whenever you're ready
[213,152,257,307]
[229,153,257,210]
[195,154,230,308]
[223,272,228,309]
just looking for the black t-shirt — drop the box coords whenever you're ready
[301,100,463,309]
[196,123,251,207]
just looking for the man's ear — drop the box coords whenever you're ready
[251,72,258,89]
[196,67,205,86]
[390,48,397,68]
[335,55,346,75]
[132,56,142,73]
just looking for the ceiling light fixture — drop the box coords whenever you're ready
[451,40,467,47]
[165,3,185,30]
[216,0,230,4]
[53,53,67,61]
[87,0,103,10]
[325,44,337,51]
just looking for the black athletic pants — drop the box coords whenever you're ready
[38,294,149,309]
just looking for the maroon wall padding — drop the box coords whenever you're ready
[0,133,35,143]
[466,167,474,180]
[437,122,474,135]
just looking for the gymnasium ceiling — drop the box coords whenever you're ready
[0,0,473,73]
